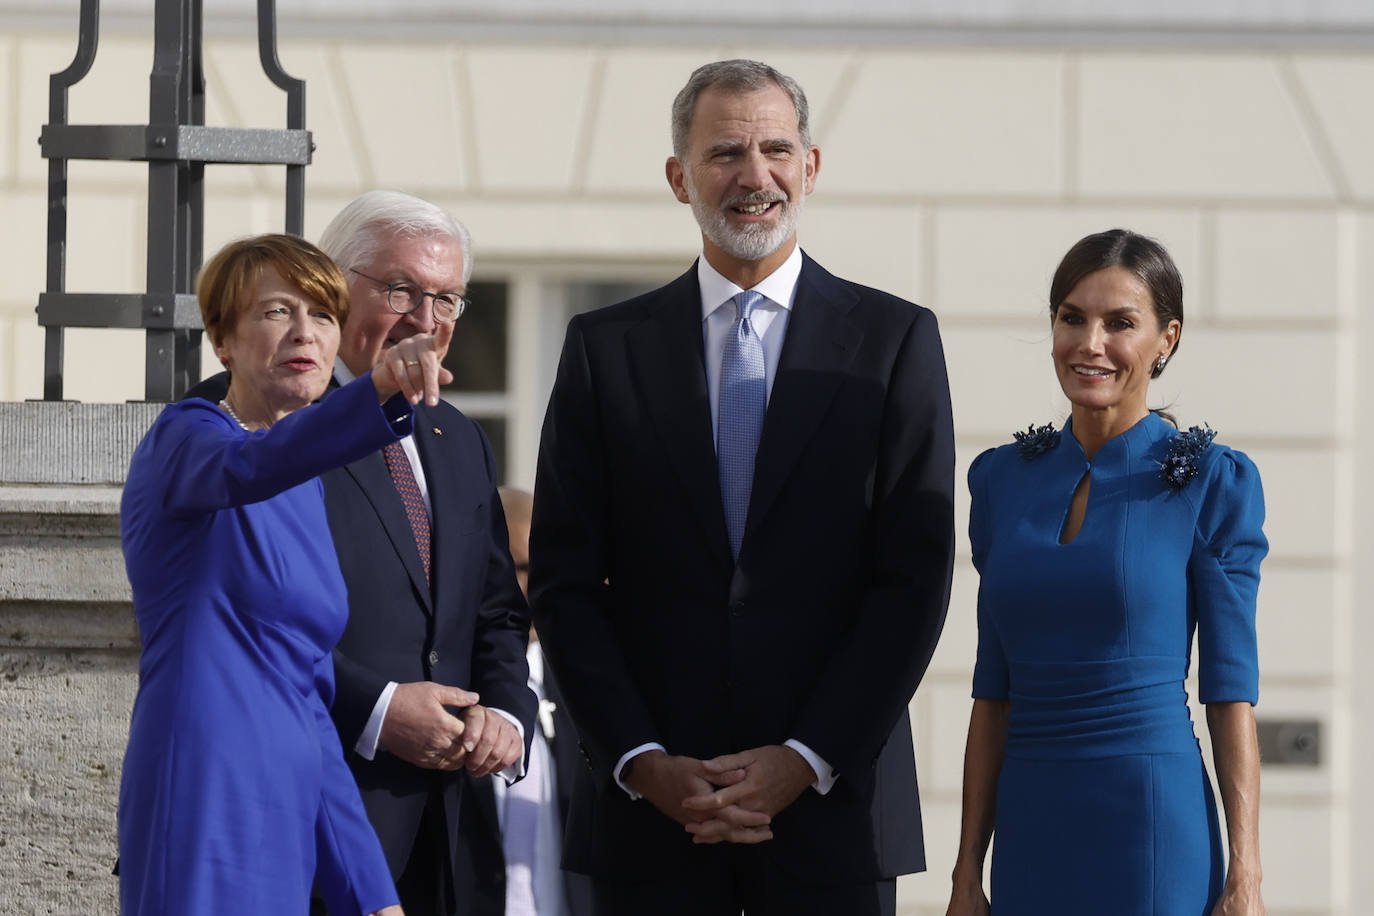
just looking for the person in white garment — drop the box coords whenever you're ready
[454,488,593,916]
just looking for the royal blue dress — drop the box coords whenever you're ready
[969,413,1266,915]
[118,377,411,916]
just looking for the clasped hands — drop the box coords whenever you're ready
[625,745,816,844]
[378,681,523,778]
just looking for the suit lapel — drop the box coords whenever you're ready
[625,267,733,572]
[340,441,434,614]
[747,254,863,537]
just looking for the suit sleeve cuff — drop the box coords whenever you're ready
[614,743,666,799]
[354,681,398,760]
[785,738,837,795]
[490,707,527,784]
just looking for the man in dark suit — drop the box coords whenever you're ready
[528,60,956,916]
[188,191,536,916]
[455,487,594,916]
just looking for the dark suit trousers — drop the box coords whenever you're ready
[393,787,458,916]
[589,847,895,916]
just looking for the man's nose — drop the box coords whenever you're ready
[403,298,438,334]
[736,150,772,190]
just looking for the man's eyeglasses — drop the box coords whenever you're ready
[350,268,469,322]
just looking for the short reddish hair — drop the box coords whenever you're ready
[197,233,349,346]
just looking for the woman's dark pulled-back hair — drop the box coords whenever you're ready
[1049,228,1183,379]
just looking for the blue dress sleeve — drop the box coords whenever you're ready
[969,448,1010,700]
[1188,447,1268,704]
[157,375,414,515]
[310,655,400,915]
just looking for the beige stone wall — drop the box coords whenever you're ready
[1,483,135,915]
[1,26,1370,914]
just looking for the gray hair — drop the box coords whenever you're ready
[318,190,473,286]
[671,59,812,160]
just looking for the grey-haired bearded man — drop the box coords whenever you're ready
[530,60,955,916]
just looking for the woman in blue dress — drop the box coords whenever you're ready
[118,234,455,915]
[945,230,1267,915]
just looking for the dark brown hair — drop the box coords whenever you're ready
[1049,228,1182,378]
[197,233,349,347]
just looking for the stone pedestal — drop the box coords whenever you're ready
[1,402,160,914]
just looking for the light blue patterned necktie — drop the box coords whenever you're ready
[718,290,767,559]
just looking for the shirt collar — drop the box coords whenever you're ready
[698,244,804,321]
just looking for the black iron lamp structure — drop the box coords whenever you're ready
[37,0,311,402]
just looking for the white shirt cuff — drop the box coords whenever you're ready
[614,742,666,799]
[354,680,399,760]
[490,707,527,784]
[785,738,837,795]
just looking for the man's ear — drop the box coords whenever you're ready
[803,145,820,195]
[666,157,691,204]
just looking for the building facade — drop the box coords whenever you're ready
[1,3,1371,912]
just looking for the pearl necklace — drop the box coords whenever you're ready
[219,399,251,431]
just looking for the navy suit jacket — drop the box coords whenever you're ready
[455,664,594,916]
[528,253,955,884]
[184,373,537,884]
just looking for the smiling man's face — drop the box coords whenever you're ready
[667,83,818,281]
[338,230,466,377]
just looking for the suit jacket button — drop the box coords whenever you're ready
[428,650,439,666]
[730,601,744,617]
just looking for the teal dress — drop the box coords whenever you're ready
[969,413,1266,914]
[118,377,409,915]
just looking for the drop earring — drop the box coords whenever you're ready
[1155,355,1168,372]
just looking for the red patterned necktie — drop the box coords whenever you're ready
[382,440,431,582]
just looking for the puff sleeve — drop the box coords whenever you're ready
[969,448,1010,699]
[1188,448,1268,704]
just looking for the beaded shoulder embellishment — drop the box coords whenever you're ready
[1012,423,1060,460]
[1158,424,1216,489]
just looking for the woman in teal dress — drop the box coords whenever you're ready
[946,230,1267,915]
[118,235,455,915]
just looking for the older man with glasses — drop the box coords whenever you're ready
[187,190,536,916]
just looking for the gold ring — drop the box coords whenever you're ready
[405,360,421,367]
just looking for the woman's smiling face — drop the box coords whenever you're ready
[1051,265,1179,418]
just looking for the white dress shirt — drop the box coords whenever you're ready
[334,363,525,781]
[614,246,836,798]
[492,643,566,916]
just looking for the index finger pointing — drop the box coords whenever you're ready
[423,350,442,407]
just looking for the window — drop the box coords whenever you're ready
[442,278,509,477]
[439,268,678,487]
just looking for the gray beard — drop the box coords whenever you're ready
[689,191,801,263]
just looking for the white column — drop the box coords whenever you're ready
[506,273,569,491]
